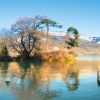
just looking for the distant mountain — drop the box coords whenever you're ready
[49,31,100,44]
[92,37,100,43]
[49,31,100,54]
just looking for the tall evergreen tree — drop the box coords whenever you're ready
[41,18,62,52]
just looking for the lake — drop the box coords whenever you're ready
[76,54,100,60]
[0,55,100,100]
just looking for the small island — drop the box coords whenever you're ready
[0,16,79,62]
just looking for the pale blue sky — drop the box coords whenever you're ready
[0,0,100,36]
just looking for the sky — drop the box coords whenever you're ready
[0,0,100,36]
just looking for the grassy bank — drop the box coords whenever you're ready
[0,50,77,62]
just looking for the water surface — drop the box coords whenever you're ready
[76,54,100,60]
[0,58,100,100]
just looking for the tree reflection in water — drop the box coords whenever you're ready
[63,61,79,92]
[0,60,78,100]
[19,61,32,85]
[0,61,10,86]
[65,72,79,91]
[37,80,62,100]
[97,71,100,87]
[0,61,9,71]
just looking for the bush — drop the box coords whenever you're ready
[0,41,10,60]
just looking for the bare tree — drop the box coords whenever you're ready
[0,28,11,38]
[8,17,43,58]
[9,30,40,58]
[11,16,42,34]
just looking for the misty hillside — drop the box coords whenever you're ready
[48,31,100,54]
[49,35,100,47]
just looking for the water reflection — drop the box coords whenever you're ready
[0,61,9,71]
[65,72,79,91]
[0,60,100,100]
[97,71,100,86]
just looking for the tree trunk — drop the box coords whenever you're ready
[21,50,30,58]
[46,24,49,52]
[59,33,67,51]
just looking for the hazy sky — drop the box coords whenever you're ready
[0,0,100,36]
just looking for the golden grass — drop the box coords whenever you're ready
[40,50,76,62]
